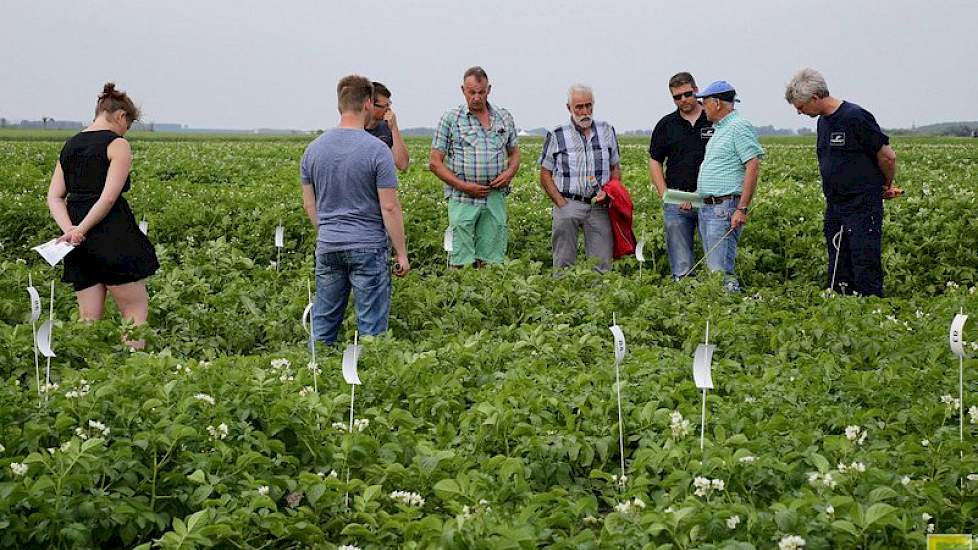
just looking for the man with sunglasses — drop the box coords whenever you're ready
[366,82,410,171]
[649,72,714,280]
[785,68,897,297]
[695,80,764,293]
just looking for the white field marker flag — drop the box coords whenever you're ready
[344,330,362,507]
[635,239,646,278]
[139,218,148,235]
[609,313,627,487]
[34,281,56,401]
[829,226,845,293]
[693,320,716,451]
[443,227,453,268]
[949,311,970,447]
[302,280,317,392]
[27,274,42,406]
[274,224,285,271]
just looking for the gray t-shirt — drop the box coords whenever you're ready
[300,128,398,254]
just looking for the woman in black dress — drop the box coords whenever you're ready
[46,83,159,345]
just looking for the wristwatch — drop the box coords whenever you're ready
[736,206,749,213]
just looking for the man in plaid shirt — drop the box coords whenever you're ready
[538,84,620,272]
[429,66,521,267]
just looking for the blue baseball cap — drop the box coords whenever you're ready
[695,80,741,102]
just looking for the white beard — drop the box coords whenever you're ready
[574,115,593,129]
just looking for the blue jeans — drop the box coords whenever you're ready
[663,202,698,279]
[312,246,391,345]
[698,196,743,292]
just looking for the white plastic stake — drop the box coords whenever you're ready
[950,310,969,448]
[139,218,148,235]
[829,226,844,292]
[304,280,317,393]
[44,281,54,398]
[345,330,361,508]
[609,313,627,487]
[443,227,453,268]
[635,240,645,278]
[693,321,716,451]
[28,274,41,406]
[274,224,284,271]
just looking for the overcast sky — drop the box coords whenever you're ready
[4,0,976,132]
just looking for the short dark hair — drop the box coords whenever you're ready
[463,66,488,83]
[372,81,391,100]
[669,72,696,89]
[336,75,373,113]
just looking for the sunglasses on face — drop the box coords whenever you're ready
[373,101,391,110]
[672,90,695,101]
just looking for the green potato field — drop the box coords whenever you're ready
[0,133,977,549]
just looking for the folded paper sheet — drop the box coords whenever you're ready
[663,189,704,207]
[32,239,75,267]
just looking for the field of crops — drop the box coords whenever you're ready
[1,133,977,549]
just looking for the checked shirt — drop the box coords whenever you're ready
[697,110,764,197]
[432,103,518,206]
[539,119,620,198]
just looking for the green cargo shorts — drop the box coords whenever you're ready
[447,190,508,266]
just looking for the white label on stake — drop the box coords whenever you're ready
[342,344,362,385]
[443,227,453,253]
[139,219,148,235]
[274,225,284,248]
[32,239,75,267]
[950,314,969,358]
[301,303,313,334]
[693,344,715,389]
[37,319,55,358]
[610,325,626,365]
[27,286,42,322]
[635,240,645,263]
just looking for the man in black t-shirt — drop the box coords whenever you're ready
[366,82,410,172]
[786,68,898,297]
[649,72,714,279]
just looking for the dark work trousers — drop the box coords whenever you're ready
[823,201,883,297]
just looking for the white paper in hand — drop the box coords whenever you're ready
[27,286,42,322]
[342,344,362,385]
[274,225,284,248]
[36,319,55,358]
[443,227,453,253]
[609,325,626,365]
[32,239,75,267]
[139,219,148,235]
[693,344,715,389]
[949,314,969,358]
[635,240,645,263]
[301,303,313,334]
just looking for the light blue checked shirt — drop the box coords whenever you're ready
[697,110,764,197]
[432,103,518,205]
[538,119,620,198]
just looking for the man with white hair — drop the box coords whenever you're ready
[539,84,620,272]
[785,68,897,297]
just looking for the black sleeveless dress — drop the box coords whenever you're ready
[59,130,159,291]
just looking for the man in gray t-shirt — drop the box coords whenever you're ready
[301,75,410,345]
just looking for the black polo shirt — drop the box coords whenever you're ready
[365,120,394,148]
[816,101,888,208]
[648,110,713,192]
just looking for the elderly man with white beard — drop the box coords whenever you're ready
[538,84,621,272]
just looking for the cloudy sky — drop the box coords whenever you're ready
[4,0,976,132]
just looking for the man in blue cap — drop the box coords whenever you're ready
[785,68,897,297]
[695,80,764,292]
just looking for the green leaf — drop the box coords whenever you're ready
[863,502,897,529]
[831,520,859,536]
[187,469,207,485]
[433,478,462,499]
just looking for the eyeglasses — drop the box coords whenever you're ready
[373,101,391,110]
[671,90,695,101]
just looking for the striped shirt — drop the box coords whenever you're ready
[539,119,620,198]
[432,103,518,205]
[697,110,764,197]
